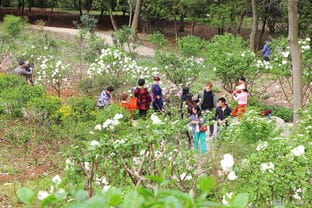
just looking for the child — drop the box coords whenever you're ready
[215,97,232,134]
[97,86,114,109]
[233,76,247,96]
[190,105,207,154]
[232,88,248,118]
[134,79,151,118]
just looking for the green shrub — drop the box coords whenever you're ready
[2,15,23,38]
[177,35,206,56]
[78,14,98,33]
[271,106,293,122]
[26,96,62,123]
[67,96,97,122]
[148,32,168,49]
[0,74,26,93]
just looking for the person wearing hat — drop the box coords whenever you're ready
[151,76,163,111]
[97,86,114,109]
[14,60,33,84]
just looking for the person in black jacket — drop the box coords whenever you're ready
[215,97,232,134]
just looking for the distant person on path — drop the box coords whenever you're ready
[232,88,248,118]
[262,40,271,61]
[198,82,217,137]
[151,76,163,111]
[190,105,207,154]
[215,97,232,134]
[97,86,114,109]
[134,79,151,118]
[14,60,33,84]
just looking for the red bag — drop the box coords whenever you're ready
[199,125,208,132]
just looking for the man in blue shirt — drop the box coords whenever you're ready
[262,40,271,61]
[97,86,114,109]
[151,76,163,111]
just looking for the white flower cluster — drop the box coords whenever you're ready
[256,141,268,151]
[291,145,305,157]
[260,162,275,173]
[36,56,69,87]
[255,59,273,69]
[87,48,159,82]
[37,175,65,200]
[95,175,111,193]
[293,188,304,200]
[220,154,237,181]
[94,113,124,131]
[222,192,233,205]
[151,113,163,125]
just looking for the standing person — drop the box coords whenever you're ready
[262,40,271,61]
[233,76,247,95]
[134,79,151,118]
[151,76,163,111]
[232,88,248,118]
[215,97,232,134]
[180,86,190,119]
[14,60,33,84]
[97,86,114,109]
[198,82,217,137]
[190,105,207,154]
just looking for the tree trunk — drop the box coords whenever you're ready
[178,14,185,32]
[288,0,302,128]
[131,0,143,38]
[109,8,118,31]
[237,10,245,34]
[28,0,33,11]
[78,0,83,16]
[258,16,267,50]
[128,1,133,26]
[250,0,258,52]
[21,0,25,15]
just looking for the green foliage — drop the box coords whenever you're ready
[112,25,136,52]
[148,32,168,49]
[26,96,62,123]
[177,35,206,56]
[206,34,257,93]
[67,96,97,122]
[271,106,293,122]
[16,187,35,206]
[0,74,26,93]
[76,14,98,33]
[220,110,279,144]
[156,51,206,86]
[5,123,32,145]
[2,15,23,38]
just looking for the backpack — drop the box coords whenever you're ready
[135,87,151,110]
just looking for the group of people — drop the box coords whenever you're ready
[97,76,164,118]
[97,75,249,154]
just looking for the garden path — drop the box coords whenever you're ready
[31,25,155,57]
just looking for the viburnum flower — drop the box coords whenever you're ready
[291,145,305,157]
[94,124,102,131]
[151,113,163,125]
[260,162,275,173]
[90,140,100,148]
[102,185,111,193]
[220,154,234,173]
[113,113,123,120]
[222,192,233,205]
[52,175,62,185]
[180,172,192,181]
[37,190,50,200]
[256,141,268,151]
[103,119,112,128]
[227,171,238,181]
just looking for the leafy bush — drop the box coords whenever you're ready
[177,35,206,56]
[271,106,293,122]
[67,96,97,122]
[26,96,62,123]
[2,15,23,38]
[0,74,26,93]
[220,110,279,144]
[148,32,168,49]
[111,25,136,52]
[75,14,98,33]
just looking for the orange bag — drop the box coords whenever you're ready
[128,97,138,110]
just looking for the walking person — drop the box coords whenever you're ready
[151,76,163,111]
[134,79,151,118]
[215,97,232,135]
[262,40,271,62]
[198,82,217,137]
[190,105,207,154]
[97,86,114,109]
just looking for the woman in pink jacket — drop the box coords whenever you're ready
[232,88,248,118]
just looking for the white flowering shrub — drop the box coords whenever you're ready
[255,37,311,106]
[156,51,206,86]
[235,135,312,207]
[86,48,159,94]
[35,56,69,97]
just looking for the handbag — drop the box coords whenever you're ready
[199,125,208,132]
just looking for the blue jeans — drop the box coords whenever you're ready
[193,132,207,153]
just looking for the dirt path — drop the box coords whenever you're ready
[32,25,155,57]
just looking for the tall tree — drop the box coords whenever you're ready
[250,0,257,52]
[288,0,302,128]
[131,0,142,37]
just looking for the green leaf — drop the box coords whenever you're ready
[197,176,216,193]
[40,195,58,208]
[16,187,35,205]
[121,191,144,208]
[85,195,108,207]
[107,189,123,206]
[148,175,164,184]
[74,190,88,202]
[232,193,249,208]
